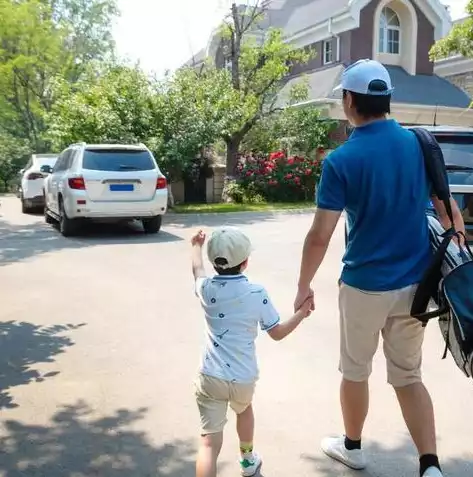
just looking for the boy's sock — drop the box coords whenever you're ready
[419,454,441,476]
[240,442,255,462]
[344,436,362,451]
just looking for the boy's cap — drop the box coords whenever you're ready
[333,59,394,96]
[207,226,252,269]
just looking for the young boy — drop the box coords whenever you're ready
[191,226,312,477]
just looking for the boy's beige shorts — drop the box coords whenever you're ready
[339,282,425,387]
[194,373,255,434]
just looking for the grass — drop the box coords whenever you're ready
[172,201,314,214]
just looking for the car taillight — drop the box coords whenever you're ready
[156,177,167,189]
[27,172,44,180]
[68,177,86,190]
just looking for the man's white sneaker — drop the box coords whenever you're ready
[321,436,367,470]
[423,467,443,477]
[240,453,262,476]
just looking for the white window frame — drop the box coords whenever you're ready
[323,39,333,65]
[379,7,401,55]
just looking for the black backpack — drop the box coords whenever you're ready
[410,127,473,378]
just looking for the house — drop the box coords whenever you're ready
[188,0,473,139]
[434,16,473,98]
[179,0,473,202]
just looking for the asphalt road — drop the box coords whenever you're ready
[0,196,472,477]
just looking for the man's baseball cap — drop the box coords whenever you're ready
[333,59,394,96]
[207,226,252,269]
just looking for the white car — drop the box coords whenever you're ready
[19,154,58,213]
[43,143,168,236]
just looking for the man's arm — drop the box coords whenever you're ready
[295,209,342,308]
[432,196,465,235]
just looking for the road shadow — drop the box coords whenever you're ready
[0,401,196,477]
[165,209,313,229]
[0,321,85,409]
[0,219,183,266]
[303,438,473,477]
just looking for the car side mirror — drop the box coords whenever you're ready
[40,165,53,174]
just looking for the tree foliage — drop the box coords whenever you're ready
[242,105,337,157]
[0,0,118,152]
[0,132,31,190]
[430,2,473,60]
[217,1,314,174]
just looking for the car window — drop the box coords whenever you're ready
[436,136,473,168]
[63,150,75,170]
[53,152,67,172]
[82,149,155,172]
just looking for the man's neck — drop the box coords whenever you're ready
[353,115,387,128]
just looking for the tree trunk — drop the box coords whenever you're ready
[167,184,175,209]
[221,137,241,202]
[225,137,240,177]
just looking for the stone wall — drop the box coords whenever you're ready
[443,72,473,98]
[211,165,226,203]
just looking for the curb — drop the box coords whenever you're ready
[166,207,315,219]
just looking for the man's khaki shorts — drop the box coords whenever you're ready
[194,373,255,434]
[339,282,425,388]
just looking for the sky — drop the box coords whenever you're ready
[113,0,470,77]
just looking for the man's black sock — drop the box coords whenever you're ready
[419,454,441,476]
[344,436,361,450]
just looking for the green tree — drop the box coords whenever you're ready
[153,67,236,182]
[48,65,156,149]
[242,105,336,157]
[0,0,118,152]
[430,2,473,59]
[0,132,31,191]
[217,2,314,175]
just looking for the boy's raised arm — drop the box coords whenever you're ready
[191,230,207,280]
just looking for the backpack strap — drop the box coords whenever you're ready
[410,128,456,323]
[411,127,455,231]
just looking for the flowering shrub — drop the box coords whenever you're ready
[234,150,323,202]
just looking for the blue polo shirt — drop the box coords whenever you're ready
[317,119,431,291]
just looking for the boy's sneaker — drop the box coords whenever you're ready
[240,453,262,476]
[321,436,367,470]
[423,467,443,477]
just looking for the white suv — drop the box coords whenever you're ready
[19,154,58,213]
[43,143,168,236]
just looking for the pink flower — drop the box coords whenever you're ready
[287,157,295,165]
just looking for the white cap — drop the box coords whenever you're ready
[207,226,252,269]
[333,59,394,96]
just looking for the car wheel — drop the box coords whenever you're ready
[44,206,55,225]
[142,215,162,234]
[59,199,77,237]
[21,195,30,214]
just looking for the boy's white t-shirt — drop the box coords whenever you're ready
[195,274,280,384]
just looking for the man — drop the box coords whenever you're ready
[295,59,465,477]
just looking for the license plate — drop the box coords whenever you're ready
[109,184,134,192]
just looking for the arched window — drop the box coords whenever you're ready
[379,7,400,54]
